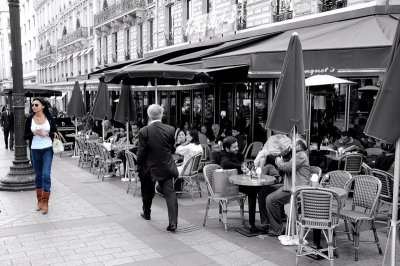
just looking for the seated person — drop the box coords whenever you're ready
[261,139,311,236]
[129,122,140,150]
[231,126,246,153]
[103,120,114,141]
[218,136,262,233]
[198,125,210,146]
[374,143,395,173]
[254,134,292,168]
[331,130,366,156]
[175,129,203,175]
[210,124,225,148]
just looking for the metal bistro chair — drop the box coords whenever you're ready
[202,164,246,231]
[295,187,342,266]
[87,141,101,174]
[199,144,212,170]
[371,168,398,233]
[243,141,263,160]
[58,132,74,157]
[338,175,382,261]
[338,153,365,175]
[97,144,122,182]
[174,153,203,200]
[125,151,140,197]
[75,138,89,168]
[320,170,352,190]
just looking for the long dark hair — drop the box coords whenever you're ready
[32,97,52,117]
[189,129,200,145]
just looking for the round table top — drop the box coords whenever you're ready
[65,133,77,138]
[229,174,276,187]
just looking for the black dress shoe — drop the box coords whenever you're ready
[166,224,177,232]
[140,212,150,220]
[249,226,262,234]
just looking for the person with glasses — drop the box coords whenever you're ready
[24,98,58,214]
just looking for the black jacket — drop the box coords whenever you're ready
[218,150,245,174]
[137,121,178,182]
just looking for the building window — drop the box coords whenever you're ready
[137,24,143,58]
[125,28,130,60]
[112,32,117,62]
[149,20,153,50]
[165,6,173,46]
[186,0,192,20]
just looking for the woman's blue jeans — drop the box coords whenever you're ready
[31,147,54,192]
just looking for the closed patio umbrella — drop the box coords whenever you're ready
[266,32,308,246]
[67,81,86,135]
[92,82,112,140]
[364,17,400,266]
[114,83,137,150]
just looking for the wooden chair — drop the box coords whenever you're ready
[202,164,246,231]
[58,132,74,157]
[338,175,382,261]
[125,151,140,197]
[338,153,365,175]
[174,153,203,200]
[295,187,342,266]
[371,168,398,233]
[243,141,263,160]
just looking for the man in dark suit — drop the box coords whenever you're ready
[1,105,14,150]
[137,104,179,232]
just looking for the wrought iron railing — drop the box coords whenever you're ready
[273,10,293,23]
[137,47,143,58]
[318,0,347,12]
[165,31,174,46]
[57,27,89,47]
[94,0,146,26]
[36,45,56,59]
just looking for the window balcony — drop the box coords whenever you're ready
[94,0,146,27]
[318,0,347,12]
[57,27,89,48]
[165,31,174,46]
[272,10,293,23]
[36,45,57,65]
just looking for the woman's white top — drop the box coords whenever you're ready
[31,118,52,149]
[176,143,203,174]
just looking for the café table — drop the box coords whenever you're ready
[229,174,276,236]
[291,185,348,259]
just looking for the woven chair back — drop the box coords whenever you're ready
[347,175,382,216]
[327,170,352,189]
[181,153,202,176]
[244,141,263,159]
[372,169,394,203]
[125,151,137,172]
[296,188,341,227]
[203,164,222,197]
[339,153,364,174]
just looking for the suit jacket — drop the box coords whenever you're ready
[1,111,14,131]
[137,121,178,182]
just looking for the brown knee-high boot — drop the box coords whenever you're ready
[41,191,51,214]
[36,189,43,211]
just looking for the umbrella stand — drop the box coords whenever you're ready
[71,117,79,158]
[279,126,300,246]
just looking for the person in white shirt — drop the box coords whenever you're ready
[175,128,203,175]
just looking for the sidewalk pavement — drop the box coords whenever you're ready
[0,138,398,265]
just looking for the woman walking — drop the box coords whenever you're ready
[24,98,58,214]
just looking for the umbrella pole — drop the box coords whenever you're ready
[155,78,158,105]
[126,122,129,151]
[102,122,105,142]
[390,139,400,266]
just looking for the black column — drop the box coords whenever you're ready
[0,0,35,191]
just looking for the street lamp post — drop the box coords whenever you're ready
[0,0,35,191]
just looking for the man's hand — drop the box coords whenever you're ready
[275,156,283,165]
